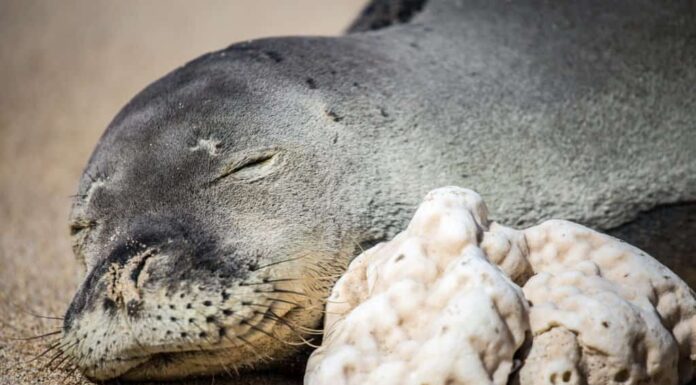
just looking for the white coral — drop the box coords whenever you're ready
[305,187,529,385]
[305,187,696,385]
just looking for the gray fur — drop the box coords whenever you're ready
[64,0,696,380]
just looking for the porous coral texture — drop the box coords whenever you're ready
[521,220,696,384]
[520,270,679,385]
[305,187,696,385]
[305,188,529,385]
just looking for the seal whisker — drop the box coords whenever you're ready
[256,296,304,308]
[44,340,78,372]
[253,308,322,335]
[309,273,345,281]
[43,339,74,360]
[265,309,323,335]
[214,359,237,380]
[10,303,65,321]
[42,348,67,370]
[33,314,63,321]
[48,351,71,371]
[59,364,80,385]
[5,339,61,373]
[254,311,320,348]
[324,298,349,304]
[53,345,80,373]
[235,334,273,363]
[56,344,87,383]
[240,277,304,286]
[239,318,303,347]
[253,287,317,299]
[240,297,316,346]
[24,340,62,364]
[10,329,61,341]
[261,296,343,315]
[56,356,76,373]
[200,335,238,379]
[250,255,309,272]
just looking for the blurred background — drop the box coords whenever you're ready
[0,1,366,384]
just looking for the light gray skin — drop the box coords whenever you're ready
[64,0,696,381]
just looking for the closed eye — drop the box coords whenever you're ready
[215,148,282,182]
[231,153,275,173]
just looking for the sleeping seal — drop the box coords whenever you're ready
[63,0,696,380]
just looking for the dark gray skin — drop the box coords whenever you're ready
[63,0,696,381]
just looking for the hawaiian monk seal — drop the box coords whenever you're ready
[63,0,696,381]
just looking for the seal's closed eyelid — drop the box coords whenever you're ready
[215,148,283,183]
[229,152,276,173]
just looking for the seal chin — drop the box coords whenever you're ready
[81,345,238,381]
[74,311,286,381]
[117,346,239,381]
[82,355,148,381]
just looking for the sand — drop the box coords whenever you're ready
[0,1,365,384]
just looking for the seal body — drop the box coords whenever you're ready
[64,0,696,380]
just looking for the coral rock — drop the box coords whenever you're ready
[306,187,696,385]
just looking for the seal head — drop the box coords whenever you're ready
[65,39,380,380]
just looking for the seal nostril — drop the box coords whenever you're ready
[129,251,152,286]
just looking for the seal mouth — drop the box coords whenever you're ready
[81,324,264,381]
[116,306,307,381]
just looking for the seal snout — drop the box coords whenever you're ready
[66,226,220,324]
[63,214,341,380]
[60,224,278,380]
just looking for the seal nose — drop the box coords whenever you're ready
[63,219,224,331]
[63,241,160,329]
[103,249,154,316]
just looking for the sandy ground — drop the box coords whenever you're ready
[0,1,365,384]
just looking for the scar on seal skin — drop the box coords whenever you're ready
[64,0,696,381]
